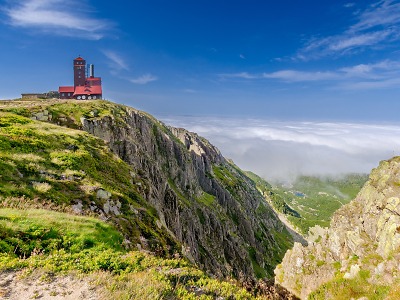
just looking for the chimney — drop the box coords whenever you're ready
[89,64,94,78]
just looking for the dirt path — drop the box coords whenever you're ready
[0,270,99,300]
[277,213,307,246]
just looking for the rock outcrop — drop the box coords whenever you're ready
[79,105,292,279]
[275,157,400,299]
[0,99,294,280]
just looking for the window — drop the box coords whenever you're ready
[61,93,65,96]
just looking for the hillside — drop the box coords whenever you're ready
[275,157,400,299]
[0,208,295,299]
[0,98,296,298]
[246,172,367,234]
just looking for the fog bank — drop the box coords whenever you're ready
[161,116,400,182]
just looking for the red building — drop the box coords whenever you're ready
[59,56,102,100]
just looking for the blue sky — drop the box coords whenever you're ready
[1,0,400,121]
[2,0,400,179]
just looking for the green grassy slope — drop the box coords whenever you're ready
[0,111,175,254]
[0,208,264,299]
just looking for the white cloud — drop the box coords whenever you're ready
[130,74,158,85]
[327,30,392,51]
[161,116,400,182]
[339,77,400,89]
[239,54,246,59]
[219,72,257,79]
[2,0,112,40]
[102,50,129,71]
[183,89,197,93]
[219,59,400,88]
[298,0,400,59]
[344,3,355,8]
[262,70,339,82]
[350,0,400,32]
[101,50,157,85]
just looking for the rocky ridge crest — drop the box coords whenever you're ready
[275,157,400,299]
[79,104,292,278]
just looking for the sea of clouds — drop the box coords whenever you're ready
[160,116,400,183]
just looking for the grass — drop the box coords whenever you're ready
[248,247,267,278]
[0,112,137,203]
[0,208,266,299]
[212,165,241,190]
[0,111,177,255]
[308,269,390,300]
[196,192,215,207]
[0,208,124,258]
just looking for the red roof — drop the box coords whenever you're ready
[75,56,84,60]
[59,86,74,93]
[73,85,102,96]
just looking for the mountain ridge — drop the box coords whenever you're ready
[0,98,294,281]
[275,156,400,299]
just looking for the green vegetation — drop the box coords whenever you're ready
[246,171,368,234]
[0,208,267,299]
[279,174,368,233]
[308,269,391,300]
[0,111,175,254]
[0,112,136,203]
[271,229,293,255]
[213,165,241,189]
[246,171,299,217]
[0,208,123,258]
[196,192,215,207]
[248,247,267,278]
[167,178,190,206]
[212,164,249,203]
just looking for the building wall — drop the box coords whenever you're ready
[73,58,86,87]
[59,92,74,99]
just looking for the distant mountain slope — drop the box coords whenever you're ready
[246,172,367,234]
[0,99,293,280]
[275,157,400,299]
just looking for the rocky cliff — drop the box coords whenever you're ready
[275,157,400,299]
[0,99,294,280]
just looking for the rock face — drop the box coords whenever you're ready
[2,99,294,280]
[78,106,292,279]
[275,157,400,298]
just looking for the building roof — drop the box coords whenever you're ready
[86,77,101,81]
[73,85,102,96]
[75,56,84,60]
[59,86,75,93]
